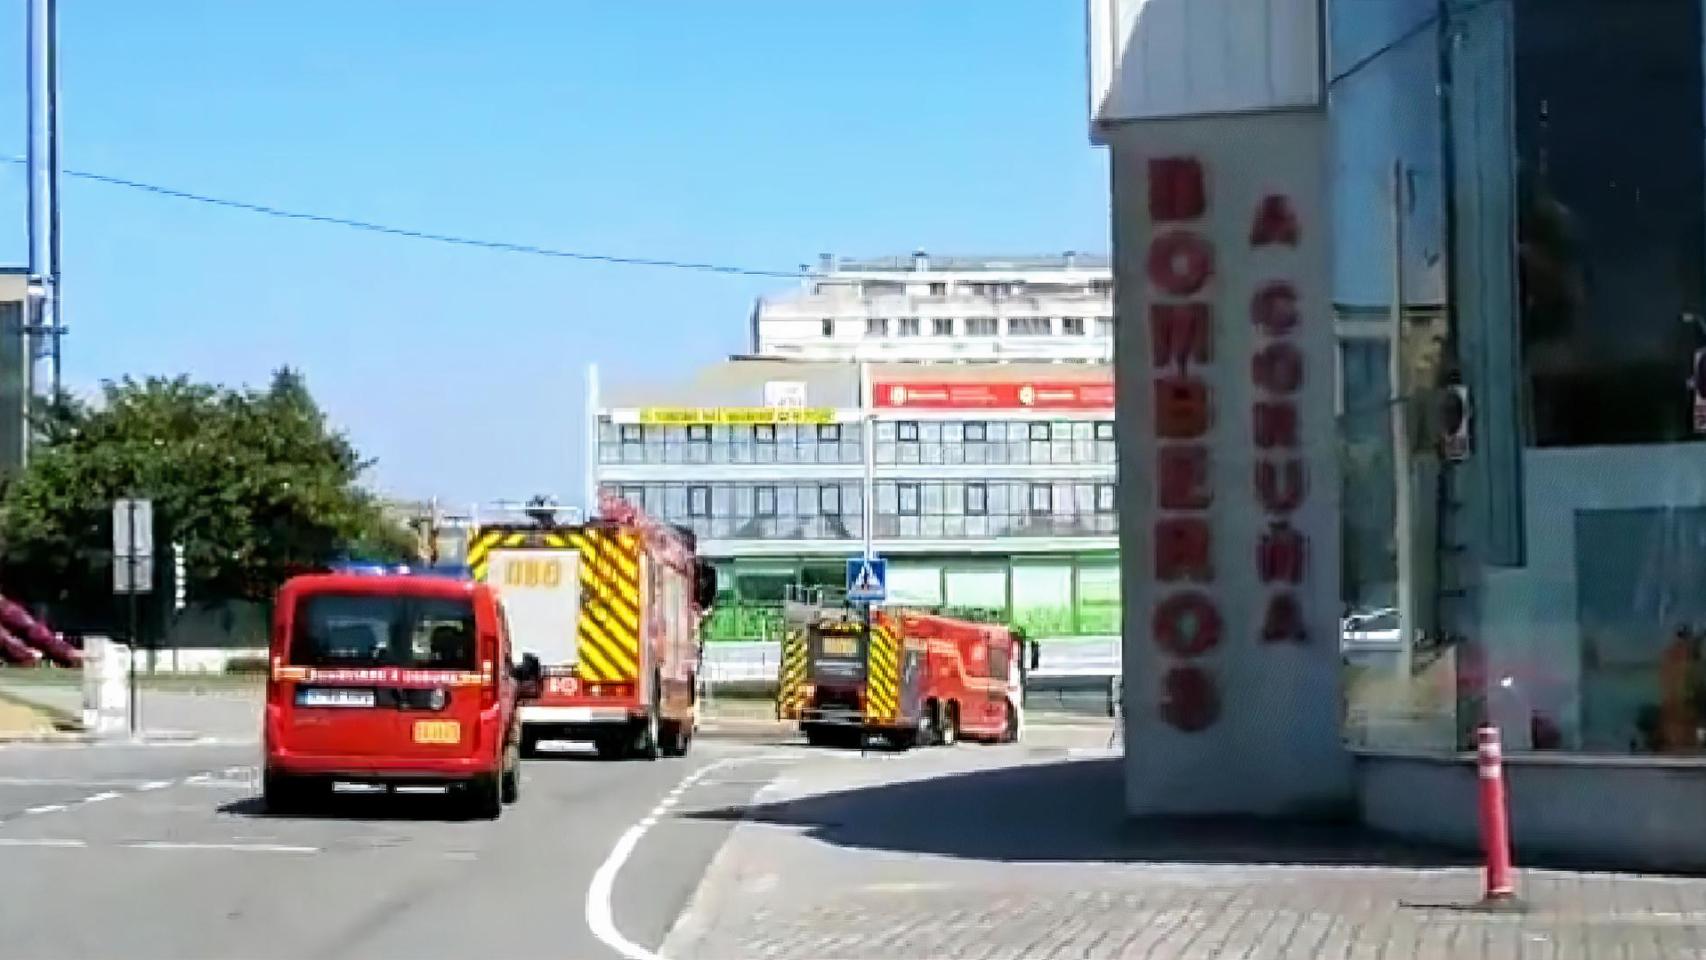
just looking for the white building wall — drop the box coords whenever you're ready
[754,255,1114,363]
[1089,0,1323,129]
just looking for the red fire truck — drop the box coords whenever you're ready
[470,494,716,759]
[778,600,1028,749]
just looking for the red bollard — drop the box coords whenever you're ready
[1476,723,1516,902]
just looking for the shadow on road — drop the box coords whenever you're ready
[219,791,488,823]
[686,756,1481,869]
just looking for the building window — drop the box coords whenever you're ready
[1028,483,1053,515]
[1028,422,1052,442]
[820,318,834,337]
[755,485,778,517]
[965,482,988,516]
[964,421,987,443]
[1062,317,1086,336]
[753,424,775,444]
[687,424,711,443]
[898,483,921,516]
[897,317,921,337]
[687,485,712,518]
[817,423,841,443]
[966,317,998,337]
[1096,483,1116,514]
[1095,317,1114,338]
[866,317,889,337]
[818,484,841,516]
[897,421,920,443]
[1008,316,1052,336]
[620,424,644,444]
[929,282,948,296]
[932,317,953,336]
[619,484,645,505]
[1094,420,1115,441]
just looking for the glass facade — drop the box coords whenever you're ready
[873,419,1116,465]
[1335,0,1706,757]
[597,422,864,465]
[596,415,1117,543]
[699,553,1121,642]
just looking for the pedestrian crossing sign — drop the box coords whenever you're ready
[846,557,887,603]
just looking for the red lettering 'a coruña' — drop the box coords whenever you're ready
[1249,194,1308,645]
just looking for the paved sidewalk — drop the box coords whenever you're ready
[663,746,1706,959]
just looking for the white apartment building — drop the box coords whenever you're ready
[750,252,1113,363]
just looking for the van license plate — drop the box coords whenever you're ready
[296,688,375,708]
[412,720,461,745]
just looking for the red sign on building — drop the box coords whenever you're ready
[872,380,1114,411]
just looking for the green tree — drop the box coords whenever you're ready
[0,368,412,614]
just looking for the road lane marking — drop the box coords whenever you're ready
[586,753,795,960]
[80,791,122,804]
[22,804,67,815]
[137,780,171,791]
[0,777,147,787]
[0,837,85,848]
[128,841,318,854]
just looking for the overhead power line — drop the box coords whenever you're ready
[1,156,803,279]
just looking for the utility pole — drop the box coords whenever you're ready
[46,0,62,401]
[22,0,61,463]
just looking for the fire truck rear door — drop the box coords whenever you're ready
[486,548,580,670]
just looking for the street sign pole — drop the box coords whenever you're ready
[126,500,138,735]
[113,497,153,737]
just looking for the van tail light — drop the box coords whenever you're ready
[480,659,497,709]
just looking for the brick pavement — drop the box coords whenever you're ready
[663,744,1706,959]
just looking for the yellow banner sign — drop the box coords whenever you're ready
[638,407,835,426]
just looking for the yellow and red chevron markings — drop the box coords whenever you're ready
[865,621,900,722]
[564,525,642,684]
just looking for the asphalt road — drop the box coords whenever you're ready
[0,737,790,960]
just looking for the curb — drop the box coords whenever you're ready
[0,729,205,745]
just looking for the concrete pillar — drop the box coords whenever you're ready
[1091,0,1354,817]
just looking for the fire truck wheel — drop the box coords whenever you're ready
[519,729,541,760]
[940,703,960,746]
[660,719,690,758]
[634,706,662,761]
[1003,701,1020,743]
[595,736,627,760]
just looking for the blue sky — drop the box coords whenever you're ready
[0,2,1108,505]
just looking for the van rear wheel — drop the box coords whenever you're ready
[261,770,320,815]
[465,773,502,820]
[500,745,521,804]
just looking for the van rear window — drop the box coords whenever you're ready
[290,593,477,670]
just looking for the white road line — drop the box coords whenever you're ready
[0,777,145,788]
[137,780,172,791]
[22,803,67,815]
[80,791,122,804]
[0,837,85,848]
[585,754,793,960]
[127,841,318,854]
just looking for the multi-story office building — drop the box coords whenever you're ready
[590,253,1118,648]
[753,252,1113,363]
